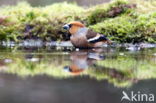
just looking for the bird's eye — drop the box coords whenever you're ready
[69,24,72,28]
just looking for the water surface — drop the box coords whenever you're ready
[0,45,156,103]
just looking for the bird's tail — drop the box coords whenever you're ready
[105,39,113,44]
[100,36,112,45]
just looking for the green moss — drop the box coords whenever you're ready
[0,2,85,41]
[89,16,135,43]
[88,0,156,43]
[86,0,135,25]
[90,12,156,43]
[0,0,156,43]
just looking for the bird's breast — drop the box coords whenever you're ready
[70,35,88,48]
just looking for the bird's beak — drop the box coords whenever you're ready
[64,66,70,72]
[63,24,70,30]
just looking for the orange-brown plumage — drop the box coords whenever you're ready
[69,21,85,28]
[63,21,111,48]
[68,21,85,35]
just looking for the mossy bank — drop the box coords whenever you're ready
[0,0,156,43]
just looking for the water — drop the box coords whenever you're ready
[0,43,156,103]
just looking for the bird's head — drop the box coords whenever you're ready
[63,21,85,35]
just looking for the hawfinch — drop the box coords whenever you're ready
[63,21,111,48]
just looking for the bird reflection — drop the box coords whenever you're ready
[64,49,105,75]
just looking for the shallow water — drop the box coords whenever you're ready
[0,44,156,103]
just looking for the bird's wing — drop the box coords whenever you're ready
[86,29,108,43]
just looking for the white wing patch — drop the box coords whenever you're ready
[87,35,101,42]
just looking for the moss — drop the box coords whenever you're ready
[0,2,85,42]
[0,0,156,43]
[86,0,136,25]
[90,12,156,43]
[89,16,135,43]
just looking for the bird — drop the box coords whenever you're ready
[63,21,112,48]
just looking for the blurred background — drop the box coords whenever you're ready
[0,0,110,6]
